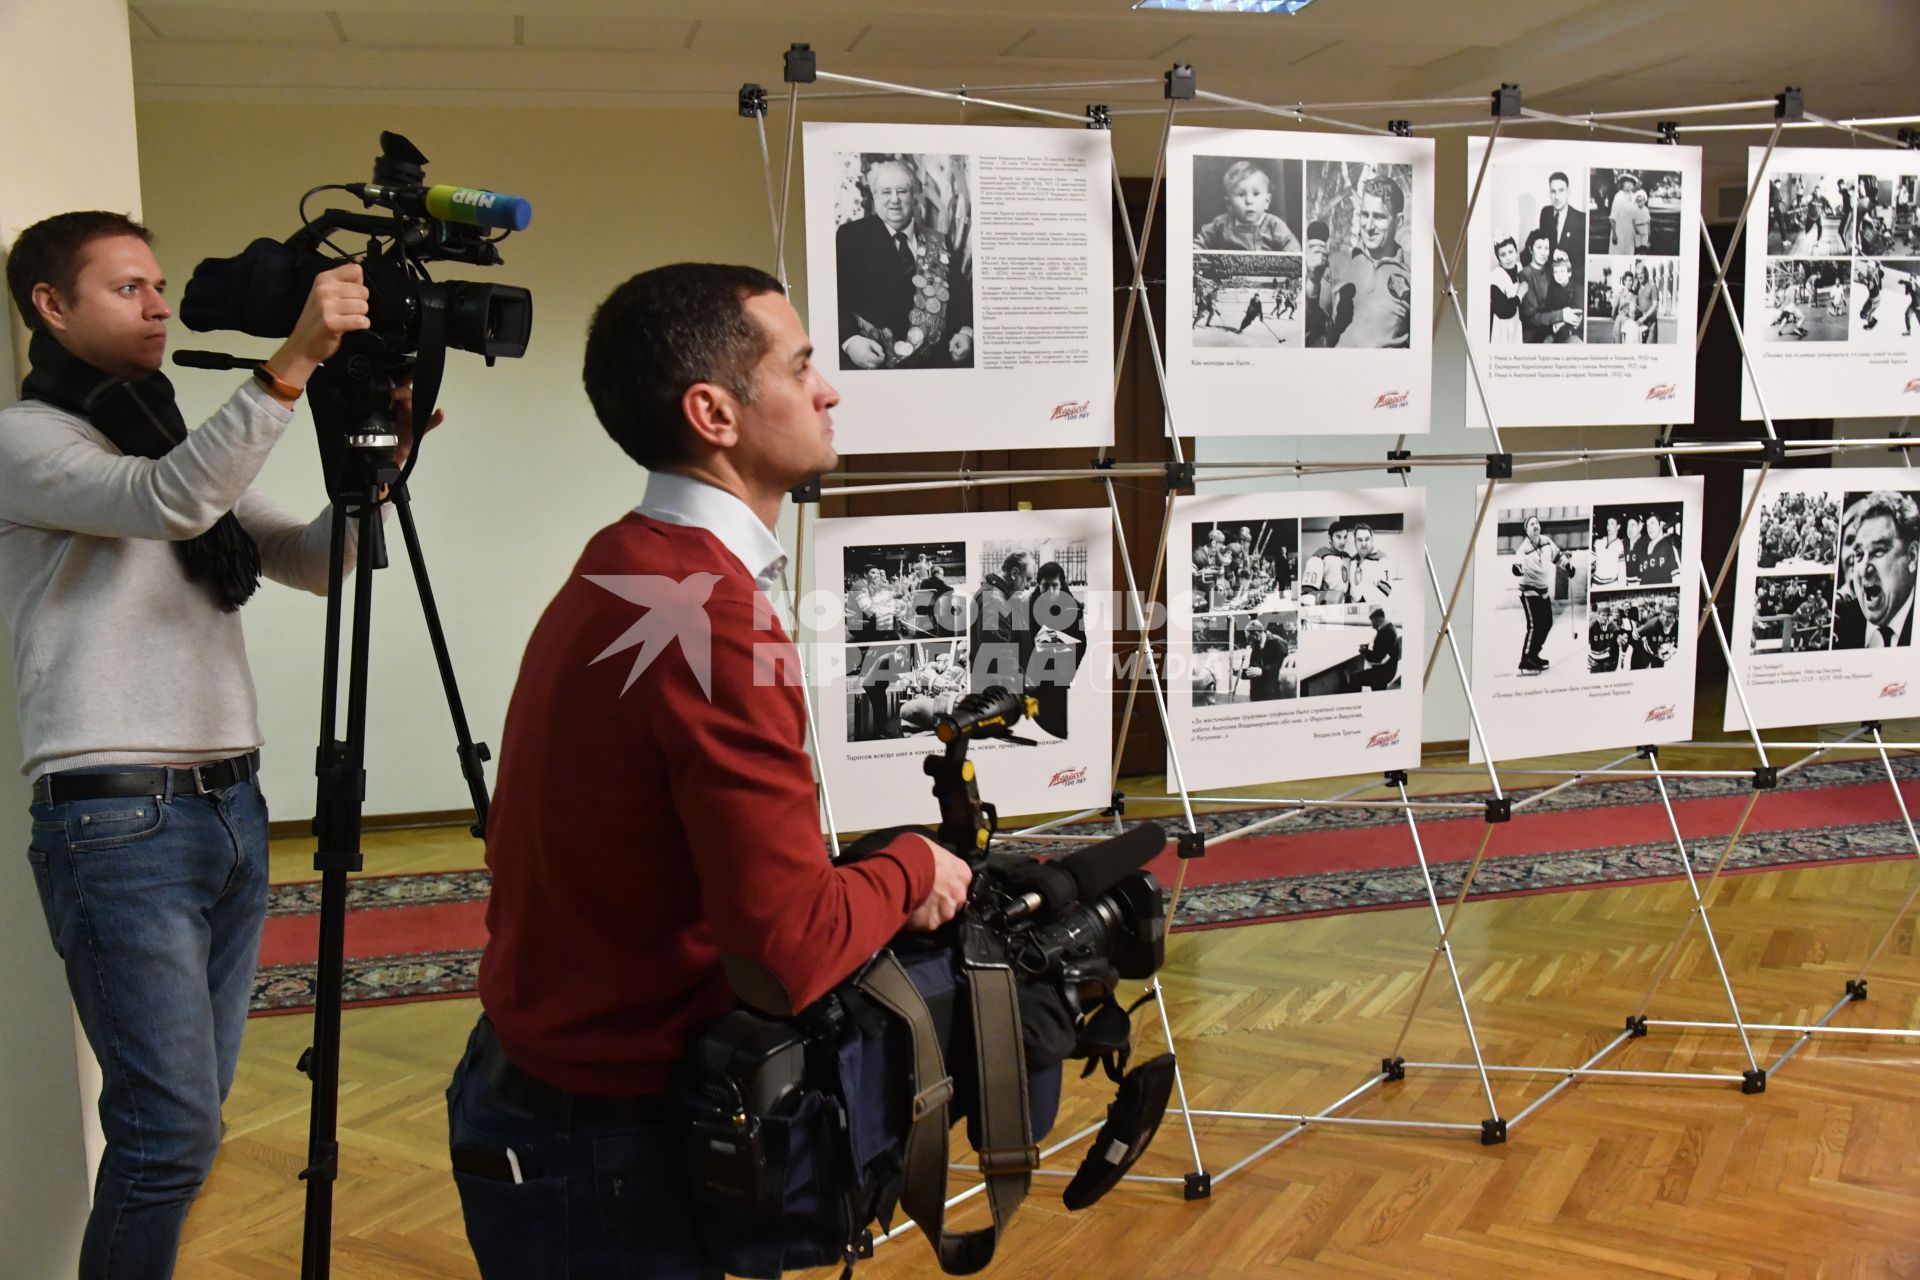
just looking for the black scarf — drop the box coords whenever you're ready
[21,329,261,611]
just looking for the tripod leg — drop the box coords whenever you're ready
[301,489,381,1280]
[389,482,492,836]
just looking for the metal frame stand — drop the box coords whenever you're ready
[740,57,1920,1220]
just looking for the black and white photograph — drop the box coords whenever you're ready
[1755,489,1839,569]
[1191,155,1303,253]
[1190,518,1298,613]
[1192,253,1305,348]
[1589,588,1682,670]
[1742,150,1920,423]
[970,537,1091,740]
[830,150,976,372]
[1854,174,1920,257]
[1847,259,1920,344]
[1587,167,1682,257]
[1169,487,1425,786]
[1297,513,1410,608]
[1749,574,1836,655]
[1854,174,1919,257]
[1191,611,1299,709]
[1302,159,1415,349]
[815,508,1113,829]
[1761,259,1852,342]
[803,122,1114,455]
[1767,172,1850,256]
[1467,140,1701,428]
[1297,603,1403,696]
[1486,163,1587,344]
[1489,506,1591,678]
[1169,128,1436,436]
[1584,256,1681,345]
[846,640,971,742]
[1472,477,1704,762]
[1591,501,1683,587]
[1834,490,1919,650]
[841,541,967,640]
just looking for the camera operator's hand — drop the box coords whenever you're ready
[265,263,372,391]
[903,837,973,932]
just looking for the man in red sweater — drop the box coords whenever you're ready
[448,263,972,1279]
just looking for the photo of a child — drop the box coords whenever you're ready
[1192,157,1303,253]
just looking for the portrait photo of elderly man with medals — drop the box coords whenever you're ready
[833,150,976,371]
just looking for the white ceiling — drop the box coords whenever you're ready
[128,0,1917,128]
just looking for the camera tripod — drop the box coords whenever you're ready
[295,363,492,1280]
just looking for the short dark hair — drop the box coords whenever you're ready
[1548,171,1570,188]
[1358,175,1404,217]
[582,262,786,471]
[5,210,152,333]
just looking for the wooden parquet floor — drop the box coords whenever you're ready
[180,749,1920,1278]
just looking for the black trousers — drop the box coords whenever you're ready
[1520,592,1553,661]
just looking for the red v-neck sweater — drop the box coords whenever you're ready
[478,513,934,1095]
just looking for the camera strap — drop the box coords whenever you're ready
[854,951,1035,1276]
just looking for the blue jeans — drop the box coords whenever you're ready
[26,768,271,1280]
[447,1019,723,1280]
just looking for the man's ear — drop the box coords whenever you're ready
[682,380,739,451]
[30,282,69,334]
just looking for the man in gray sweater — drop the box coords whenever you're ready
[1,210,425,1278]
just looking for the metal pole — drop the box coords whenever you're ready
[1640,752,1761,1075]
[1393,780,1503,1119]
[1517,105,1663,141]
[1110,105,1177,417]
[1842,726,1920,985]
[1696,121,1782,344]
[774,81,800,277]
[812,69,1092,124]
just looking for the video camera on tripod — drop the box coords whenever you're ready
[682,687,1177,1277]
[164,131,532,1280]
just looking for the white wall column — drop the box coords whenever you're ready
[0,1,147,1271]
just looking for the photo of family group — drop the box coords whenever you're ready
[1747,488,1918,654]
[1485,161,1684,346]
[1763,171,1920,345]
[841,537,1090,744]
[1186,511,1413,710]
[1483,499,1686,681]
[1189,153,1415,350]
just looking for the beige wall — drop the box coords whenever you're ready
[137,102,808,821]
[0,3,142,1269]
[131,99,1703,818]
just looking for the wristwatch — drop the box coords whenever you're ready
[252,363,304,403]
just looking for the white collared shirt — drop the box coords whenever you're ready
[636,470,788,597]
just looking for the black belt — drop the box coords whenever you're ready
[474,1019,671,1128]
[32,751,260,805]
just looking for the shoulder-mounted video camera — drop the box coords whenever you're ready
[680,687,1175,1277]
[174,130,532,501]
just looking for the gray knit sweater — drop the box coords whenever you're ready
[0,380,355,780]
